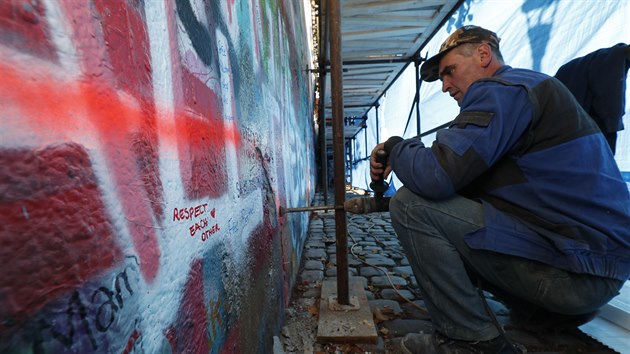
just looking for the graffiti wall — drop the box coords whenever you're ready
[0,0,315,353]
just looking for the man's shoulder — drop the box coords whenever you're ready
[496,66,549,81]
[475,66,551,89]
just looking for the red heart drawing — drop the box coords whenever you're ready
[210,208,216,218]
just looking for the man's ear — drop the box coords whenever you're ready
[478,43,493,67]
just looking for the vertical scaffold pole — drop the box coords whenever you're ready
[328,0,349,305]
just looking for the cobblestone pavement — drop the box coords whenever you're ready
[277,192,619,354]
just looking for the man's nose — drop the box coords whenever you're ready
[441,78,450,93]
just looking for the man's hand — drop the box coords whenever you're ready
[370,143,392,182]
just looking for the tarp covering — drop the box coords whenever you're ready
[351,0,630,192]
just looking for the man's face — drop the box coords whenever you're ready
[438,45,484,106]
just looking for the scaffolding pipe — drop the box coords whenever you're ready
[348,139,353,185]
[415,60,422,136]
[318,0,329,204]
[375,102,380,144]
[328,0,349,305]
[402,96,417,136]
[364,120,368,159]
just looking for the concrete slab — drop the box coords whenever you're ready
[317,277,378,344]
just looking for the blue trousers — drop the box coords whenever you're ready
[389,187,622,341]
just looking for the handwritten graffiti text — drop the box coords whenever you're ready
[173,203,209,221]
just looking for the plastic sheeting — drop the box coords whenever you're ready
[351,0,630,192]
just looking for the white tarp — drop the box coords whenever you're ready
[351,0,630,192]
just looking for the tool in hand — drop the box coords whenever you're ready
[280,150,391,216]
[369,149,389,201]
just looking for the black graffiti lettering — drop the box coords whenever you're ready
[70,291,98,350]
[33,266,137,352]
[114,268,134,309]
[92,287,118,332]
[35,291,97,352]
[91,267,135,331]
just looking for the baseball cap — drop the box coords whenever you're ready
[420,25,500,82]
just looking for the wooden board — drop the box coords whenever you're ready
[316,277,378,343]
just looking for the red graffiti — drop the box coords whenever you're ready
[221,321,241,354]
[189,218,208,236]
[0,0,56,59]
[0,144,122,328]
[173,203,209,221]
[0,58,163,281]
[174,81,228,199]
[166,0,229,200]
[172,204,219,241]
[54,0,164,282]
[169,259,210,354]
[122,329,141,354]
[201,224,221,242]
[89,0,165,222]
[164,326,178,354]
[226,0,236,23]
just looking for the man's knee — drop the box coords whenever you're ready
[390,187,434,230]
[391,187,423,211]
[390,187,436,216]
[389,187,406,216]
[390,187,417,221]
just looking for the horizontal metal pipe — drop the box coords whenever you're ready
[279,205,338,215]
[280,197,391,216]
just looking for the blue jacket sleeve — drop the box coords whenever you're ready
[389,80,533,199]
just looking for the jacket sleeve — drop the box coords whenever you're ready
[389,80,533,199]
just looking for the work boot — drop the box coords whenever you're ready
[400,331,526,354]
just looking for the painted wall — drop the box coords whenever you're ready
[0,0,315,353]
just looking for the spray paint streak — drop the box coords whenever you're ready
[0,60,241,172]
[1,0,245,285]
